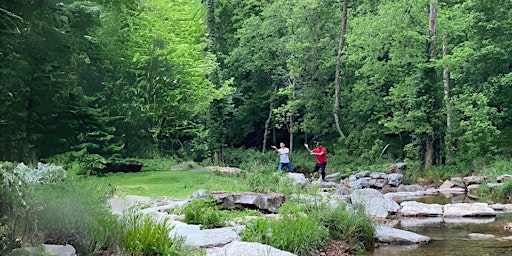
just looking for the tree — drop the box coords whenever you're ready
[333,0,348,139]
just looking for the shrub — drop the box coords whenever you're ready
[242,199,375,255]
[495,179,512,203]
[0,162,125,255]
[25,177,124,255]
[182,198,224,229]
[123,213,183,256]
[241,215,329,256]
[316,204,375,254]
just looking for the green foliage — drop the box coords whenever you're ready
[123,213,183,256]
[242,199,375,255]
[447,92,500,166]
[316,204,375,254]
[182,198,224,229]
[495,180,512,203]
[242,215,329,256]
[0,162,123,255]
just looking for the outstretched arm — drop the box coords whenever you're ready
[304,143,311,153]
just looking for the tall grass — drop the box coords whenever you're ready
[123,212,184,256]
[241,215,329,256]
[241,199,375,255]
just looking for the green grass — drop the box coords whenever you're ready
[91,170,252,199]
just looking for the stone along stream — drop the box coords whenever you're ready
[367,193,512,256]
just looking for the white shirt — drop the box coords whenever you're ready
[278,148,290,163]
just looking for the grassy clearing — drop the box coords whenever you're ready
[90,170,252,199]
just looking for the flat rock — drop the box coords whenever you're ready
[14,244,76,256]
[467,233,496,239]
[400,201,443,217]
[170,224,242,248]
[443,203,496,217]
[375,225,431,244]
[206,241,296,256]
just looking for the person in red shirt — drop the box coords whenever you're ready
[304,142,327,181]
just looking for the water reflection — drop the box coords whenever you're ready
[367,213,512,256]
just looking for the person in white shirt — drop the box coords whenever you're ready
[271,142,294,173]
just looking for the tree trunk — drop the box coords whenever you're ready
[424,137,434,170]
[262,106,273,153]
[424,2,437,170]
[333,0,348,139]
[443,34,451,163]
[262,83,278,153]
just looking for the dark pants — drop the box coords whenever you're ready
[279,162,294,172]
[313,162,327,180]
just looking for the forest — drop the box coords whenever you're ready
[1,0,512,172]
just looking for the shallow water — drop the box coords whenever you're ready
[367,213,512,256]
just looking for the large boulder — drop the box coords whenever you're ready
[350,188,400,218]
[211,192,286,213]
[286,172,308,186]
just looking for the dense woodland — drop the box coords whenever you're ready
[1,0,512,170]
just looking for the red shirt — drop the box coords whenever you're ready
[312,146,327,164]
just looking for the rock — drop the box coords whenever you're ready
[370,172,388,179]
[374,225,430,244]
[450,177,466,189]
[466,184,481,194]
[171,224,242,248]
[443,203,496,217]
[286,172,308,186]
[317,181,341,190]
[350,188,400,218]
[193,189,210,199]
[206,241,296,256]
[325,172,347,182]
[170,161,197,171]
[438,187,465,195]
[397,184,424,192]
[489,203,512,213]
[205,166,243,175]
[211,192,286,213]
[381,184,397,193]
[463,175,489,185]
[487,183,503,189]
[497,174,512,183]
[467,233,496,240]
[373,178,388,188]
[109,195,153,214]
[504,222,512,231]
[349,177,372,189]
[385,163,407,174]
[14,244,77,256]
[355,171,370,179]
[388,173,404,187]
[334,185,352,196]
[400,201,443,217]
[439,180,455,189]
